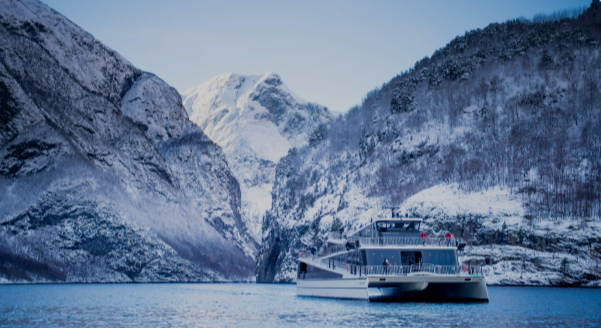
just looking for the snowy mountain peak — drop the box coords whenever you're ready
[183,72,309,132]
[182,73,332,241]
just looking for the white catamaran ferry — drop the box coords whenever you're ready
[296,214,489,302]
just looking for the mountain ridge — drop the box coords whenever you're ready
[0,0,256,283]
[182,72,332,242]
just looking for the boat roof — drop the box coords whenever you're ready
[360,246,455,250]
[375,218,423,223]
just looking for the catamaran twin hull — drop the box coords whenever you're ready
[296,217,489,302]
[296,273,489,302]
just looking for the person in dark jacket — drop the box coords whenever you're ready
[383,259,391,275]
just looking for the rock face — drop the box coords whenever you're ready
[257,4,601,285]
[182,73,332,242]
[0,0,256,283]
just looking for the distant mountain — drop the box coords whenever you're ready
[0,0,256,283]
[257,2,601,285]
[182,73,332,241]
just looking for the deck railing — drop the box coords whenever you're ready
[307,238,458,260]
[357,237,457,247]
[359,264,477,276]
[299,255,483,278]
[328,234,458,248]
[316,244,348,257]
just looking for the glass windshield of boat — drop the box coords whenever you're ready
[297,262,342,279]
[329,250,362,266]
[375,221,420,232]
[354,224,374,237]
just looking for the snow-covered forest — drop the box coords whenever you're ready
[257,2,601,286]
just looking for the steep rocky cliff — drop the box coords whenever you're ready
[0,0,256,282]
[257,3,601,285]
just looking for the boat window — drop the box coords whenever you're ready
[422,250,457,266]
[298,263,343,279]
[366,250,401,265]
[402,222,420,231]
[377,222,402,229]
[400,251,422,266]
[376,221,421,231]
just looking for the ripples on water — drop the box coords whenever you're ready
[0,284,600,327]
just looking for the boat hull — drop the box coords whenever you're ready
[296,275,488,302]
[296,278,369,299]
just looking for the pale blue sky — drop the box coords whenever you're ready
[42,0,590,113]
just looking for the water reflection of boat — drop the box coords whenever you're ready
[296,215,489,302]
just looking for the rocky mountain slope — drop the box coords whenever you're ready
[257,2,601,286]
[182,73,332,241]
[0,0,256,283]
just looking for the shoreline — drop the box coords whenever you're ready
[0,281,599,288]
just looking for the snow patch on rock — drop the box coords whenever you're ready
[401,183,524,226]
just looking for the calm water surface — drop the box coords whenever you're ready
[0,284,599,327]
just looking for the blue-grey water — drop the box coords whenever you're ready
[0,284,599,327]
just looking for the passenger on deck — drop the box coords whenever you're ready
[445,232,452,246]
[420,231,427,246]
[383,259,390,275]
[345,240,355,250]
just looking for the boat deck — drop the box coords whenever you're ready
[298,256,483,279]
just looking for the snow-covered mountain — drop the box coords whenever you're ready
[182,73,332,241]
[0,0,256,283]
[257,2,601,286]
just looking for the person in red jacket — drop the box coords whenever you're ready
[445,232,452,246]
[420,231,426,246]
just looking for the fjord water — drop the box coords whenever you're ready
[0,284,599,327]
